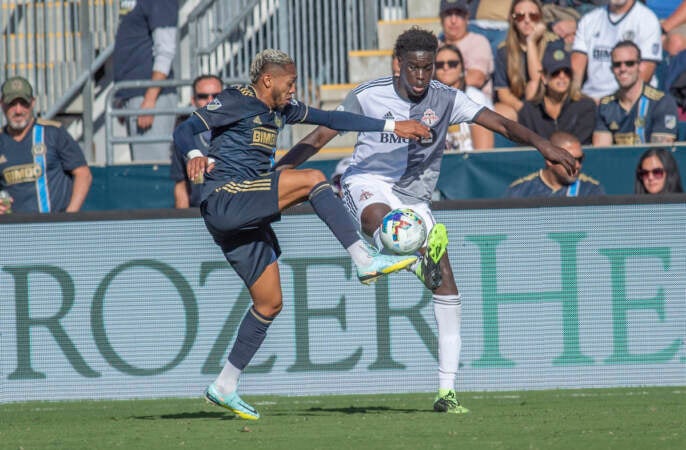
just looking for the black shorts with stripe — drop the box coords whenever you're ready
[201,171,282,287]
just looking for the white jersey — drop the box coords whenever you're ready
[572,2,662,99]
[339,77,484,202]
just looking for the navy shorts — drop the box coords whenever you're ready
[201,171,282,287]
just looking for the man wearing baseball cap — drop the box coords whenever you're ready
[0,76,92,214]
[518,47,596,144]
[437,0,494,98]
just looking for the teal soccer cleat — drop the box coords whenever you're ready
[356,252,418,285]
[204,383,260,420]
[433,389,470,414]
[412,223,448,290]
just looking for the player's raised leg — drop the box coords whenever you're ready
[277,168,416,283]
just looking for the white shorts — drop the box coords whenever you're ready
[341,173,436,239]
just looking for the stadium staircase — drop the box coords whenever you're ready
[294,0,443,158]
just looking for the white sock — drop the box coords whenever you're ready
[347,239,374,266]
[214,360,242,394]
[433,294,462,392]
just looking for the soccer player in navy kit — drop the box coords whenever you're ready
[173,49,431,420]
[277,28,577,414]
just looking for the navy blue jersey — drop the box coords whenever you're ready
[505,170,605,198]
[595,84,678,144]
[0,119,88,212]
[194,85,318,194]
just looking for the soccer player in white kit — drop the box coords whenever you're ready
[276,28,576,413]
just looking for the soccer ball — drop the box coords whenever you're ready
[379,208,427,255]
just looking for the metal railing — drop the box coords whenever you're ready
[105,78,244,165]
[0,0,118,116]
[188,0,407,105]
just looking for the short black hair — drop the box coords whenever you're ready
[612,40,641,60]
[394,27,438,60]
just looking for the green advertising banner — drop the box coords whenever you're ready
[1,200,684,403]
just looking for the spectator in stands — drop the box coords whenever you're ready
[518,47,596,144]
[593,41,678,145]
[113,0,179,162]
[0,76,92,214]
[571,0,662,102]
[541,1,608,47]
[494,0,566,121]
[505,131,605,197]
[434,44,495,150]
[171,75,223,208]
[466,0,512,58]
[661,2,686,59]
[438,0,494,98]
[634,147,684,194]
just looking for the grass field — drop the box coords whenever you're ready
[2,387,684,450]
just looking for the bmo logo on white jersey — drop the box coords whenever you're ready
[380,133,410,144]
[592,46,612,62]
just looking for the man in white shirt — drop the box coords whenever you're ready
[571,0,662,101]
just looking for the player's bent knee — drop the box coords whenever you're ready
[303,169,326,189]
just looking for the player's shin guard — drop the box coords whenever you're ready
[228,306,275,371]
[309,181,359,249]
[433,294,462,391]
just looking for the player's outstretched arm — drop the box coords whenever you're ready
[276,112,431,170]
[475,108,576,175]
[275,126,338,170]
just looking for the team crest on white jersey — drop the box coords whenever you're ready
[359,190,373,201]
[623,30,635,41]
[207,98,222,111]
[421,108,439,126]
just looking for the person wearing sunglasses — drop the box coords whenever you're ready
[518,47,596,144]
[634,147,684,194]
[171,74,224,208]
[505,131,605,197]
[593,41,678,146]
[571,0,662,102]
[434,44,494,150]
[437,0,494,98]
[494,0,566,121]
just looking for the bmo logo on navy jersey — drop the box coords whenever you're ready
[592,46,612,61]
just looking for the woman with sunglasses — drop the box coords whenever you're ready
[494,0,565,121]
[518,47,596,144]
[434,45,494,151]
[634,148,684,194]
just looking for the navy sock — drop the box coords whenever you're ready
[309,181,359,249]
[228,307,274,370]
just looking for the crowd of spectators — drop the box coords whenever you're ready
[431,0,686,197]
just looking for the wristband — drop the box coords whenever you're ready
[383,119,396,132]
[186,149,203,160]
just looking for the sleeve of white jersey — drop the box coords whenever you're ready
[571,14,589,54]
[638,12,663,62]
[450,88,485,124]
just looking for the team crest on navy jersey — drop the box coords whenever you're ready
[665,114,677,129]
[32,143,46,155]
[421,108,439,126]
[207,98,221,111]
